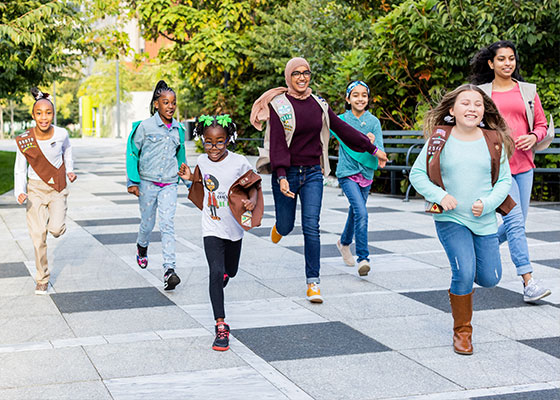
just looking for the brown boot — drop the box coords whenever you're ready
[448,290,474,355]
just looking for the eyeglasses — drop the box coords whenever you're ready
[203,141,227,150]
[291,70,312,78]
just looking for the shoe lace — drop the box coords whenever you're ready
[216,325,229,340]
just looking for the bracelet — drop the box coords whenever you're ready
[277,176,287,184]
[372,147,378,155]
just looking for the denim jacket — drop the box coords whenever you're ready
[126,113,185,186]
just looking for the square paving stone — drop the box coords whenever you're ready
[111,199,142,205]
[233,321,390,362]
[288,243,392,257]
[519,336,560,359]
[401,287,550,312]
[0,381,113,400]
[525,230,560,242]
[534,259,560,269]
[472,389,560,399]
[51,287,175,313]
[92,171,125,176]
[75,217,141,227]
[367,229,432,241]
[92,192,130,197]
[0,262,30,278]
[331,206,401,214]
[93,231,160,245]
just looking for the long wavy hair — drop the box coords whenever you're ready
[423,84,513,157]
[469,40,524,85]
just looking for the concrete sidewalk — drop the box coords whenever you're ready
[0,139,558,400]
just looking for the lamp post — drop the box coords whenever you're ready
[52,81,57,126]
[116,56,121,139]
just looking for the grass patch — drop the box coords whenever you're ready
[0,151,16,195]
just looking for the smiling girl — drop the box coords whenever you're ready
[470,41,552,302]
[410,84,514,355]
[14,88,76,295]
[334,81,384,276]
[179,115,263,351]
[126,80,186,291]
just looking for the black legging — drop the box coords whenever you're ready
[203,236,242,320]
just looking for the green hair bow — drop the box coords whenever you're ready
[216,114,232,127]
[198,115,214,126]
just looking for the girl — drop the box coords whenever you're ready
[126,80,186,291]
[179,115,263,352]
[470,40,552,302]
[250,57,387,303]
[334,81,384,276]
[410,84,513,355]
[14,88,77,295]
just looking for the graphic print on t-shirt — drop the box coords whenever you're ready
[204,174,222,220]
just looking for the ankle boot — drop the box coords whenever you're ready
[448,290,474,355]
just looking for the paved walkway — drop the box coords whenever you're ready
[0,138,558,400]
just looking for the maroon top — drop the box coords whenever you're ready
[269,95,377,177]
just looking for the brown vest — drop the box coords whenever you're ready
[426,125,515,216]
[15,128,67,192]
[188,167,264,231]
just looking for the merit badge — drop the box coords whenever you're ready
[241,210,252,227]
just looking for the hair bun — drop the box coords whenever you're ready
[154,80,169,91]
[30,87,43,101]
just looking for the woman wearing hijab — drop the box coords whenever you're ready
[251,57,387,303]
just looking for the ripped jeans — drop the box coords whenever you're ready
[435,221,502,295]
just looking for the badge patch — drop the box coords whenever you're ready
[241,210,252,227]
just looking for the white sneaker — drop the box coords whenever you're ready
[357,260,370,276]
[523,278,551,303]
[336,240,355,266]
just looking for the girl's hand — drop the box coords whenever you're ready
[515,134,537,151]
[440,194,458,211]
[67,172,77,182]
[178,163,192,180]
[17,193,28,205]
[279,178,295,198]
[242,198,255,211]
[375,149,387,169]
[471,200,484,217]
[128,186,139,197]
[366,132,376,144]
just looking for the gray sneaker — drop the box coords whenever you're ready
[523,278,551,303]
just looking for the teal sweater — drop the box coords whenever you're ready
[410,135,512,235]
[335,110,384,180]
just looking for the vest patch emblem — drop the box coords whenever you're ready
[48,177,55,184]
[18,137,37,153]
[241,210,252,227]
[278,105,291,114]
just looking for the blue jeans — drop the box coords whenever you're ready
[137,180,178,271]
[272,166,323,284]
[497,169,533,276]
[435,221,502,295]
[339,177,370,262]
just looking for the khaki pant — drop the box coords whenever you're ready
[26,179,68,284]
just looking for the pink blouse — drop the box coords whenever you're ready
[491,84,548,175]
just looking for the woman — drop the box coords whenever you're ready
[250,57,387,303]
[470,40,551,303]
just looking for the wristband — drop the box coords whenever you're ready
[372,147,378,155]
[277,176,287,184]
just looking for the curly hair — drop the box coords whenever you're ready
[193,115,238,143]
[423,84,513,157]
[150,80,176,116]
[469,40,524,85]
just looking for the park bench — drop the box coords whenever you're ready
[236,128,560,201]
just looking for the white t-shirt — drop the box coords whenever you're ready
[197,152,253,241]
[14,126,74,199]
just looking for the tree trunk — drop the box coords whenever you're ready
[9,100,15,138]
[0,105,4,140]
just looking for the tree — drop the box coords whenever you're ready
[361,0,560,128]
